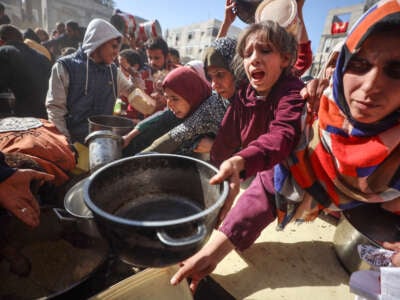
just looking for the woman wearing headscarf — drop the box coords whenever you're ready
[123,37,240,157]
[170,0,400,291]
[122,66,212,155]
[275,0,400,227]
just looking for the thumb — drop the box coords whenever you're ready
[209,168,230,185]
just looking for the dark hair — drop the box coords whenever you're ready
[66,20,80,32]
[119,48,144,69]
[0,24,23,42]
[0,3,4,12]
[145,37,169,56]
[23,28,40,43]
[168,47,180,59]
[110,14,126,34]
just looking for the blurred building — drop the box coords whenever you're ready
[1,0,114,33]
[308,0,379,78]
[165,19,242,63]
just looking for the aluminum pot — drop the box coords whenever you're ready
[83,153,228,267]
[333,204,400,273]
[88,115,134,136]
[85,130,122,172]
[54,177,101,238]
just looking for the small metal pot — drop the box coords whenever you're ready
[88,115,134,136]
[55,177,100,238]
[85,130,122,172]
[83,154,228,267]
[333,204,400,273]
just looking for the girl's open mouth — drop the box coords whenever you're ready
[251,71,265,81]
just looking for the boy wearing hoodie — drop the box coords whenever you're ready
[46,18,139,144]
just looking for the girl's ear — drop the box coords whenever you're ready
[280,52,291,69]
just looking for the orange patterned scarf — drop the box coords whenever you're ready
[275,0,400,229]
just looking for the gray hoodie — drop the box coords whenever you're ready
[82,18,122,56]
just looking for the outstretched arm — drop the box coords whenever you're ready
[217,0,237,38]
[0,167,54,227]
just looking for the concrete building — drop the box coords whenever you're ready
[1,0,114,33]
[165,19,242,63]
[309,0,379,78]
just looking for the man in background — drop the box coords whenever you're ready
[0,3,10,25]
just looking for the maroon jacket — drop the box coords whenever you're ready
[211,74,305,251]
[211,73,305,177]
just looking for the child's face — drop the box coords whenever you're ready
[206,66,236,99]
[146,49,166,71]
[242,32,290,96]
[118,56,132,77]
[343,32,400,124]
[325,53,339,80]
[95,38,121,65]
[164,87,191,119]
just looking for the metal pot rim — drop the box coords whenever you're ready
[83,153,229,227]
[64,177,93,219]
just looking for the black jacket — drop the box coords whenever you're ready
[0,41,52,118]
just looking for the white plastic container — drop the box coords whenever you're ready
[255,0,301,39]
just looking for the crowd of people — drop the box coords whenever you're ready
[0,0,399,298]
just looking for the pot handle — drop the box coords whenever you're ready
[53,207,77,222]
[156,223,207,247]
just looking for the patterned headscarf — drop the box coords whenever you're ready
[274,0,400,229]
[203,37,237,73]
[162,66,212,116]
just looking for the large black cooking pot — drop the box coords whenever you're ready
[83,153,228,267]
[0,207,109,299]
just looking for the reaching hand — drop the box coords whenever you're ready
[122,128,140,148]
[193,137,214,153]
[217,0,237,38]
[209,156,244,226]
[0,169,54,227]
[382,241,400,267]
[301,78,329,114]
[170,231,235,293]
[224,0,237,27]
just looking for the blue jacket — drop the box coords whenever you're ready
[59,49,118,143]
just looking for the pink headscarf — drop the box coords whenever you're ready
[162,67,211,115]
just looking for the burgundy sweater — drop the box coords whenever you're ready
[210,73,305,177]
[211,74,306,250]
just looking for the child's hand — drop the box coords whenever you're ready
[301,78,328,114]
[382,241,400,267]
[210,156,244,225]
[193,137,214,153]
[224,0,237,26]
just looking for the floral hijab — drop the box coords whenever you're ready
[274,0,400,229]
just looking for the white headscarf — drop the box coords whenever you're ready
[185,60,207,82]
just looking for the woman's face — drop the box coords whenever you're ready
[164,87,191,119]
[206,66,236,99]
[343,32,400,124]
[243,31,290,97]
